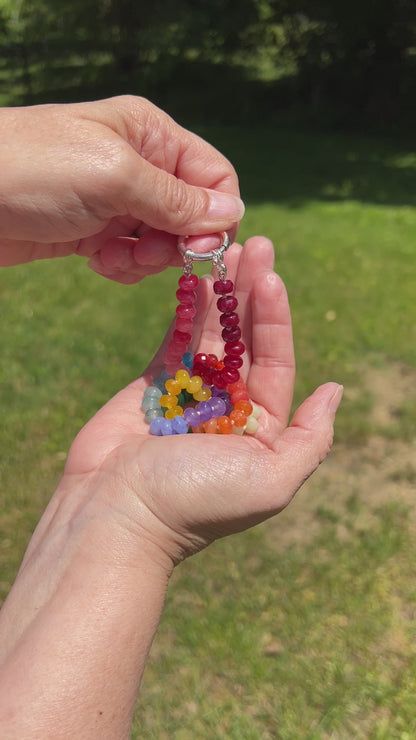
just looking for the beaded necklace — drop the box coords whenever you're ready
[142,232,260,436]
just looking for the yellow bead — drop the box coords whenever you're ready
[159,394,178,409]
[175,369,190,389]
[186,375,203,394]
[165,406,183,419]
[165,378,182,395]
[193,386,212,402]
[245,415,258,434]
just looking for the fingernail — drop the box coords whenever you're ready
[328,384,344,414]
[207,191,245,221]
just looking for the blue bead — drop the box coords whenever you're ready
[172,416,189,434]
[153,370,170,391]
[149,417,164,435]
[182,352,194,369]
[160,418,174,436]
[143,385,162,399]
[141,396,160,411]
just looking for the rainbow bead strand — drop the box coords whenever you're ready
[142,233,259,437]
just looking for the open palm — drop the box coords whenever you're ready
[64,236,342,565]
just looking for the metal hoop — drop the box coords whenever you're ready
[177,231,230,263]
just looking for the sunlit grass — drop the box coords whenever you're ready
[0,126,415,737]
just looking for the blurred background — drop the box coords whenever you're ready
[0,1,415,737]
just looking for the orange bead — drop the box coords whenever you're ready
[234,400,253,416]
[215,360,225,370]
[204,418,218,434]
[231,390,250,404]
[217,415,232,434]
[227,377,246,394]
[230,409,246,427]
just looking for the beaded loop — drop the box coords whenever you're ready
[141,232,259,437]
[177,231,230,265]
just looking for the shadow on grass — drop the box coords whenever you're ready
[2,53,416,211]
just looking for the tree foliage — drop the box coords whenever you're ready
[1,0,416,130]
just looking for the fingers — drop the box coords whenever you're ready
[87,231,183,284]
[101,96,245,237]
[248,268,295,432]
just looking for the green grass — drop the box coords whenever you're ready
[1,126,416,737]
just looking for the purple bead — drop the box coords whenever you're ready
[222,326,242,342]
[213,279,234,294]
[183,407,201,427]
[173,416,189,434]
[208,396,227,417]
[217,295,238,312]
[196,401,213,422]
[219,312,239,328]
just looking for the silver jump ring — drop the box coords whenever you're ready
[177,231,230,262]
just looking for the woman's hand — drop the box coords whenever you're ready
[0,96,244,283]
[0,236,342,737]
[61,235,343,566]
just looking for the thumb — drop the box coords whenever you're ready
[125,156,245,235]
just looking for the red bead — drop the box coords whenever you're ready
[173,329,191,344]
[207,353,218,367]
[179,274,199,290]
[194,352,209,366]
[175,317,194,333]
[176,304,196,319]
[213,279,234,294]
[219,312,239,328]
[217,295,238,312]
[212,370,228,389]
[221,326,242,342]
[224,355,243,368]
[220,367,240,384]
[176,288,196,304]
[224,340,245,356]
[200,367,214,384]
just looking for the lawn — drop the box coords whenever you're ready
[1,125,416,738]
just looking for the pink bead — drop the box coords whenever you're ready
[176,288,196,304]
[163,348,183,364]
[217,295,238,312]
[221,326,242,342]
[219,312,239,328]
[220,367,240,384]
[173,329,191,344]
[224,355,243,368]
[179,273,199,290]
[175,317,194,333]
[176,304,197,320]
[213,279,234,294]
[224,340,245,356]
